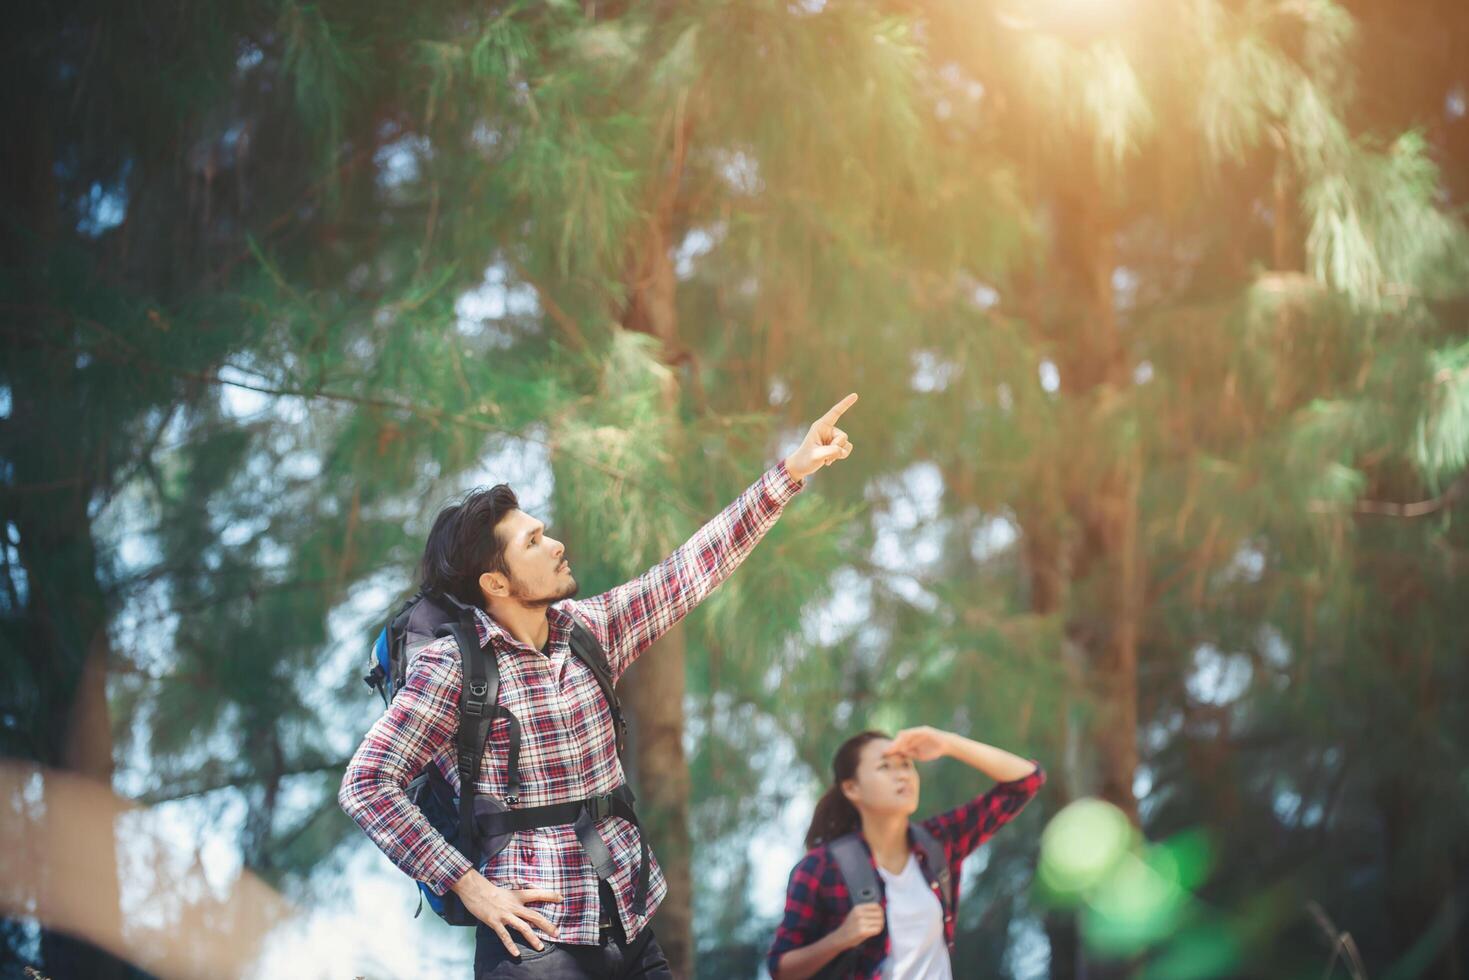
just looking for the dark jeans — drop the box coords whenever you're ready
[473,909,671,980]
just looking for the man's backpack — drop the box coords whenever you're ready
[815,826,953,978]
[363,589,646,925]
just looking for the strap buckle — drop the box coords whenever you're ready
[585,794,614,822]
[503,794,520,807]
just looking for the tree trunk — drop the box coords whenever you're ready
[1052,167,1140,826]
[3,65,130,978]
[1372,553,1466,980]
[1024,521,1087,980]
[610,93,695,975]
[1050,159,1143,978]
[1090,458,1142,824]
[619,625,694,978]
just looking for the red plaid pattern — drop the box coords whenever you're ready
[340,463,804,945]
[767,764,1046,978]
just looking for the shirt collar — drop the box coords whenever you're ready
[473,603,574,656]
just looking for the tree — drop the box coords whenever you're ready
[7,1,1468,978]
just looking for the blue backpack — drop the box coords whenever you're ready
[363,590,647,924]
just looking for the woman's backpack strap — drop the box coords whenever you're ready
[910,822,954,935]
[827,833,880,904]
[816,833,880,979]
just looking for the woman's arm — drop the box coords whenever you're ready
[768,848,883,980]
[890,726,1038,781]
[771,904,884,980]
[896,726,1046,862]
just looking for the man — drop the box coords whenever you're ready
[340,394,857,978]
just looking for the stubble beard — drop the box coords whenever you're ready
[509,573,579,610]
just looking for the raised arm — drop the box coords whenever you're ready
[890,726,1039,782]
[577,394,858,677]
[893,726,1045,861]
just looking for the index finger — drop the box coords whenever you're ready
[514,889,565,905]
[819,392,859,425]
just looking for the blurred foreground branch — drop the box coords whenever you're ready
[0,761,294,979]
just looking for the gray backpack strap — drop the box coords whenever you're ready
[910,822,953,931]
[828,833,880,904]
[816,833,881,979]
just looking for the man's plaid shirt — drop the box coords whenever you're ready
[767,764,1045,978]
[340,463,804,946]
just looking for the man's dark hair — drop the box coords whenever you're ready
[420,485,520,607]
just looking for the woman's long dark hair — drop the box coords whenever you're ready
[804,730,891,850]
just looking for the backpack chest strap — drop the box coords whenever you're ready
[476,783,651,915]
[449,611,648,914]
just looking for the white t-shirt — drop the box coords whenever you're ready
[877,855,952,980]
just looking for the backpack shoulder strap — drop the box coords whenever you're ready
[450,614,500,856]
[817,833,880,979]
[566,616,628,758]
[910,822,953,919]
[827,833,880,905]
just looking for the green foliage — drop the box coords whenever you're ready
[8,0,1469,976]
[1417,342,1469,484]
[279,1,363,171]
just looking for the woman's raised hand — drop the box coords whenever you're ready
[889,726,953,762]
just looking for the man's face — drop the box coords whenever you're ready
[492,509,578,608]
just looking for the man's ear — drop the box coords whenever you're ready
[480,570,509,601]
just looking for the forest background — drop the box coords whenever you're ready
[3,0,1468,977]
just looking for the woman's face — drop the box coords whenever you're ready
[842,737,920,818]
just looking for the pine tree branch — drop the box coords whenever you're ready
[107,569,403,629]
[1306,901,1368,980]
[511,259,591,351]
[269,792,342,858]
[1311,472,1469,518]
[3,319,702,517]
[134,756,353,805]
[97,403,180,507]
[177,367,701,516]
[196,142,378,291]
[0,477,89,497]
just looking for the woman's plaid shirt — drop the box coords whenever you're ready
[767,765,1046,978]
[339,463,804,946]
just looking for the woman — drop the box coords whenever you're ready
[767,727,1044,980]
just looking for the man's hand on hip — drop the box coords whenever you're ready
[451,869,563,956]
[785,393,858,482]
